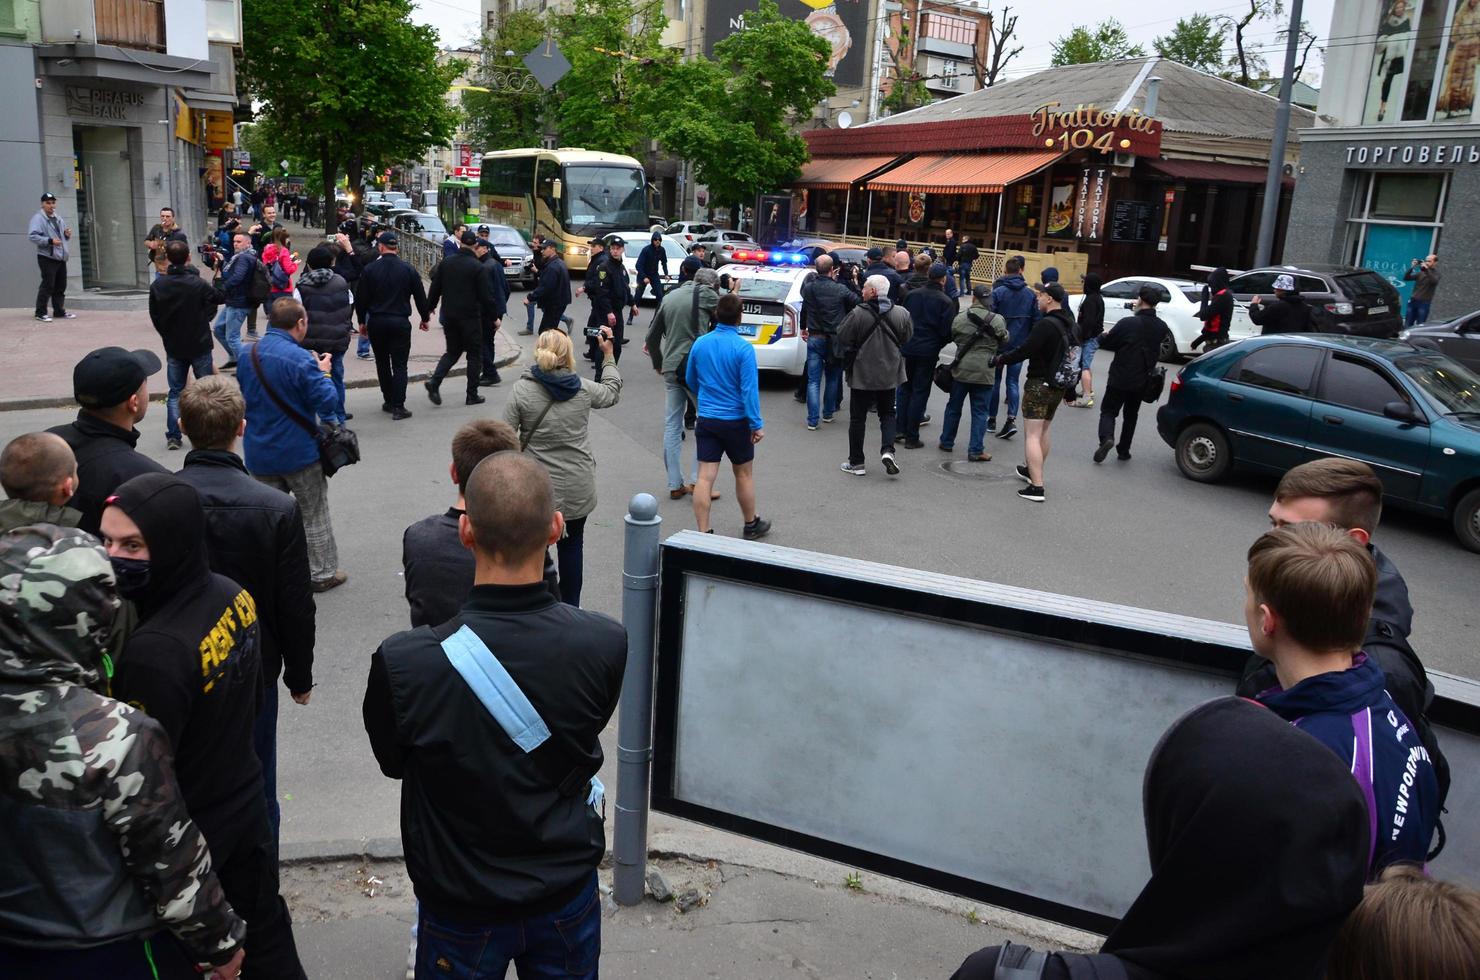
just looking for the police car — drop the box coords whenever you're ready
[717,254,813,376]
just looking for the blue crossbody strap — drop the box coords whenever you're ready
[440,625,551,753]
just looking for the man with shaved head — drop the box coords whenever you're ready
[364,451,627,978]
[0,431,81,532]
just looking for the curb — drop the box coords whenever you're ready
[0,348,522,414]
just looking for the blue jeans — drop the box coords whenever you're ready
[939,381,991,455]
[415,873,600,979]
[664,375,697,491]
[166,351,216,441]
[526,300,537,331]
[896,354,936,439]
[1406,298,1431,327]
[1079,336,1100,371]
[356,332,371,357]
[988,359,1023,421]
[252,681,280,845]
[328,352,346,422]
[957,262,972,293]
[806,336,842,426]
[214,305,249,363]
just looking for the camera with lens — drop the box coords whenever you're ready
[197,242,225,267]
[718,273,733,291]
[584,326,606,339]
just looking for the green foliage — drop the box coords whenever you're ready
[1049,19,1147,67]
[881,20,930,115]
[239,0,463,229]
[237,120,313,177]
[844,871,863,890]
[463,11,551,152]
[648,0,833,212]
[548,0,667,153]
[1154,15,1228,75]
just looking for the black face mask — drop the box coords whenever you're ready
[109,556,151,597]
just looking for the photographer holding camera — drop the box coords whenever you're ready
[502,327,622,608]
[149,240,225,451]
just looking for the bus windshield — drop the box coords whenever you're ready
[562,165,646,234]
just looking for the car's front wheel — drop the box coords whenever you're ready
[1175,422,1233,483]
[1453,487,1480,553]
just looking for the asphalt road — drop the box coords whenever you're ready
[2,290,1475,858]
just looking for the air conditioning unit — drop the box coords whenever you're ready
[1112,151,1136,168]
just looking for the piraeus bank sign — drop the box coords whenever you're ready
[1346,141,1480,166]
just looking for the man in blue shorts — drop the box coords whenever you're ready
[685,293,771,540]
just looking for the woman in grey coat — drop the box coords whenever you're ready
[503,327,621,606]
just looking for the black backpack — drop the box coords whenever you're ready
[246,257,271,305]
[993,944,1127,979]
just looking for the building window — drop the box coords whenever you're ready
[0,0,19,34]
[921,12,975,45]
[1344,171,1446,307]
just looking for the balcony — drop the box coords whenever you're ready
[97,0,163,50]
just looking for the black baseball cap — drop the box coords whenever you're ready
[376,231,398,247]
[40,192,57,202]
[541,239,558,251]
[866,246,883,261]
[587,237,605,247]
[681,256,704,275]
[458,230,478,246]
[972,283,994,303]
[1033,281,1068,305]
[73,347,162,409]
[608,236,626,248]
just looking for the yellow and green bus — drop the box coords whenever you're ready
[479,148,646,272]
[438,178,480,229]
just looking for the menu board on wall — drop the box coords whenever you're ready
[1109,199,1157,243]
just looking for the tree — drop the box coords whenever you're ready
[1050,19,1146,67]
[1154,15,1227,75]
[548,0,667,154]
[648,0,832,215]
[462,11,551,153]
[239,0,463,231]
[1222,0,1280,87]
[880,17,930,115]
[982,6,1023,87]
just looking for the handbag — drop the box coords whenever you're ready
[933,313,992,393]
[249,345,361,477]
[519,392,558,451]
[1141,365,1167,403]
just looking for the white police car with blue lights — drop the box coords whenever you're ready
[717,252,814,377]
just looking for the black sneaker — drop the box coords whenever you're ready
[919,414,932,427]
[902,438,925,449]
[220,360,238,372]
[166,438,182,451]
[478,375,501,387]
[391,406,413,421]
[425,381,442,405]
[1117,451,1132,461]
[996,418,1018,440]
[986,418,997,431]
[881,452,900,475]
[743,516,772,540]
[1093,439,1114,464]
[1017,484,1046,502]
[841,461,866,476]
[1015,464,1030,483]
[382,403,394,413]
[466,394,486,406]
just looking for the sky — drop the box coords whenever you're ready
[410,0,1340,85]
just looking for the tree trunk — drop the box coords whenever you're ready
[346,154,365,216]
[320,140,338,235]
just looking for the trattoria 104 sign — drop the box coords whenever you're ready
[1033,102,1157,154]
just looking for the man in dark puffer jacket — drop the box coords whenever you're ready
[296,245,354,424]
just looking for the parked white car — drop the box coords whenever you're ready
[716,263,807,376]
[1068,276,1251,360]
[601,232,689,296]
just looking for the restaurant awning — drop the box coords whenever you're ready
[794,155,904,190]
[865,150,1063,194]
[1148,158,1294,187]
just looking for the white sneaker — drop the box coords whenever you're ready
[881,452,900,475]
[840,461,865,476]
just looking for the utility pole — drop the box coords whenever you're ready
[1254,0,1304,267]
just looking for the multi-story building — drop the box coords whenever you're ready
[1286,0,1480,319]
[0,0,241,305]
[413,44,482,195]
[876,0,993,116]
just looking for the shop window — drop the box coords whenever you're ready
[1371,173,1444,220]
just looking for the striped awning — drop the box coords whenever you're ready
[866,150,1063,194]
[794,155,903,190]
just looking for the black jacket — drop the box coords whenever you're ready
[363,583,626,919]
[1248,295,1313,334]
[402,508,560,627]
[177,449,315,696]
[957,241,979,264]
[901,282,956,357]
[1098,309,1171,391]
[799,273,859,336]
[108,474,265,852]
[149,265,225,361]
[478,251,511,322]
[941,238,958,266]
[48,412,169,535]
[297,269,354,356]
[355,252,430,325]
[1077,276,1106,341]
[333,246,362,288]
[1000,308,1073,381]
[530,257,572,312]
[862,262,907,303]
[428,248,494,324]
[586,253,632,323]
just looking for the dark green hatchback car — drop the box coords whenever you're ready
[1156,335,1480,552]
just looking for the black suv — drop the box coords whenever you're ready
[1228,264,1402,339]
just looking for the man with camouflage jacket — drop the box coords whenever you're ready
[0,523,246,978]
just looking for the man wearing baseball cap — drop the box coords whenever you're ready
[27,192,75,322]
[354,230,431,420]
[634,231,669,315]
[992,281,1075,502]
[46,347,167,535]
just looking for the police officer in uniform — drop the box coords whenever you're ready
[586,236,636,379]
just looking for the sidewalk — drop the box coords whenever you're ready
[0,306,523,410]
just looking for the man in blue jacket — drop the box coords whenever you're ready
[236,298,347,593]
[633,231,668,319]
[897,262,956,448]
[686,293,770,540]
[1245,522,1438,871]
[988,256,1040,440]
[212,229,257,369]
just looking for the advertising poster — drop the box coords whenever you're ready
[705,0,867,87]
[907,192,927,224]
[1365,0,1421,124]
[1437,0,1480,120]
[755,195,793,245]
[1046,183,1075,237]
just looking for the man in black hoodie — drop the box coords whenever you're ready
[1192,267,1233,351]
[1075,273,1106,407]
[149,241,224,452]
[1249,273,1314,334]
[102,473,307,978]
[425,230,495,408]
[1094,284,1172,463]
[48,347,168,536]
[177,375,315,846]
[365,451,625,978]
[994,282,1074,502]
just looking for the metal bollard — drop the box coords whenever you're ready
[614,493,661,906]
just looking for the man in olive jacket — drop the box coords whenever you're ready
[835,275,912,477]
[645,263,720,499]
[938,283,1009,462]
